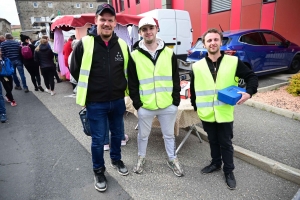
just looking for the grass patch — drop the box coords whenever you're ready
[12,30,20,40]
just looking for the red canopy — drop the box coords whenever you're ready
[51,13,158,31]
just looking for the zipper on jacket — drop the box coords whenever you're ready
[108,48,111,100]
[212,61,218,122]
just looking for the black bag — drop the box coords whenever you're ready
[79,108,91,136]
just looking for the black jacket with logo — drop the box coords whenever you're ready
[70,25,134,102]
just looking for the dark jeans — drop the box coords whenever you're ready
[24,63,41,89]
[0,76,14,102]
[41,67,55,90]
[104,118,125,144]
[11,59,28,89]
[86,98,126,169]
[201,121,235,174]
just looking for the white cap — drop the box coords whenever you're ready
[138,17,157,30]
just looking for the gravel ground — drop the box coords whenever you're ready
[251,85,300,113]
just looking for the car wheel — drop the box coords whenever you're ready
[238,78,246,88]
[287,55,300,74]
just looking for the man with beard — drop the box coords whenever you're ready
[190,28,258,190]
[70,3,134,192]
[128,17,183,177]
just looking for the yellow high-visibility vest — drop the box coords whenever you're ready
[131,48,174,110]
[76,36,128,106]
[192,55,238,122]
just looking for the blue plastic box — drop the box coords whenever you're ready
[218,86,246,106]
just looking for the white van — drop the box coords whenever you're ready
[138,9,193,60]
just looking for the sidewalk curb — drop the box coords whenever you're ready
[244,82,300,121]
[194,126,300,185]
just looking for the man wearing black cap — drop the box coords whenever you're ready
[70,3,133,192]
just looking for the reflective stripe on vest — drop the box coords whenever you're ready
[192,55,238,122]
[131,47,173,110]
[76,36,129,106]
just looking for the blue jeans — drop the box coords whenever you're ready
[0,82,6,115]
[86,98,125,169]
[11,59,28,89]
[104,118,125,144]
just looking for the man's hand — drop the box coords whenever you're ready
[236,92,251,105]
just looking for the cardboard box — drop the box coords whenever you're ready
[218,86,246,105]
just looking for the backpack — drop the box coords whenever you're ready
[21,44,33,59]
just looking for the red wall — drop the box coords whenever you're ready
[112,0,300,46]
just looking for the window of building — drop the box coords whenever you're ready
[89,3,93,8]
[240,33,264,45]
[136,0,140,4]
[48,2,53,8]
[210,0,231,13]
[35,17,41,22]
[127,0,130,8]
[75,3,81,8]
[33,2,38,8]
[119,0,124,11]
[263,0,276,3]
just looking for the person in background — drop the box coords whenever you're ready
[49,37,62,83]
[0,48,17,106]
[128,17,183,177]
[0,81,7,123]
[190,28,258,190]
[68,39,79,94]
[34,39,56,96]
[63,35,74,69]
[0,35,5,45]
[70,3,133,192]
[0,33,29,92]
[20,34,44,92]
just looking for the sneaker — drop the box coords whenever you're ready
[34,87,38,91]
[24,88,29,93]
[93,167,107,192]
[38,86,44,92]
[4,96,11,103]
[225,172,236,190]
[201,163,221,174]
[14,86,22,90]
[111,160,129,176]
[45,89,51,94]
[10,101,17,107]
[121,134,129,146]
[104,144,110,151]
[167,158,184,177]
[1,114,7,123]
[51,91,56,96]
[133,156,145,174]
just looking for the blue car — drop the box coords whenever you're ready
[186,29,300,76]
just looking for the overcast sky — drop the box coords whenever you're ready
[0,0,20,25]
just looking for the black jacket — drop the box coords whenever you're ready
[190,52,259,110]
[34,44,55,68]
[127,41,181,110]
[70,25,134,103]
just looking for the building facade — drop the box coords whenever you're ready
[112,0,300,46]
[0,18,11,36]
[15,0,107,38]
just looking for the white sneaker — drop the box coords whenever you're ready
[51,91,56,96]
[45,89,51,94]
[121,134,129,146]
[104,144,110,151]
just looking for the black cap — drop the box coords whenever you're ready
[96,3,116,16]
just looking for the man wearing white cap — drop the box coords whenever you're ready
[128,17,183,177]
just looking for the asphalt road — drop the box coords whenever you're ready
[0,70,299,200]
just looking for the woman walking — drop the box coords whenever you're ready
[34,39,56,96]
[0,48,17,106]
[20,34,44,92]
